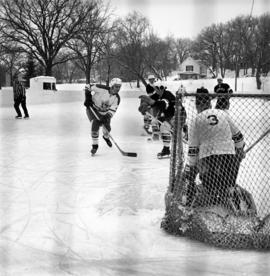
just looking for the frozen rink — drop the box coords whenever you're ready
[0,88,270,275]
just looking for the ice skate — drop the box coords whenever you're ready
[15,115,22,119]
[91,144,98,156]
[157,146,170,159]
[103,136,112,147]
[152,133,160,141]
[143,125,152,135]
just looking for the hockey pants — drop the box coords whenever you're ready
[198,154,239,206]
[86,108,111,145]
[159,119,173,147]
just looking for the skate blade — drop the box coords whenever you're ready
[157,155,170,159]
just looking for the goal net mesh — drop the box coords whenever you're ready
[161,92,270,249]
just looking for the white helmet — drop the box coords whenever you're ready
[148,74,155,80]
[110,78,122,87]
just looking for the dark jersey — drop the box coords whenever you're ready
[146,84,155,95]
[214,83,231,110]
[152,90,176,121]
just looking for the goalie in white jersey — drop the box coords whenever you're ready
[84,78,122,155]
[183,89,245,206]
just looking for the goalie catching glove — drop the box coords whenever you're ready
[84,84,93,108]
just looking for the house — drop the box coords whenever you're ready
[178,57,207,80]
[29,76,57,91]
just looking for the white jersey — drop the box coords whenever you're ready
[91,84,120,117]
[187,108,244,166]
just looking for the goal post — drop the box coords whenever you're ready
[162,92,270,249]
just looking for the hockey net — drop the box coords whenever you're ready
[161,92,270,249]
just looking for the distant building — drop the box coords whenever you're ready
[178,57,207,80]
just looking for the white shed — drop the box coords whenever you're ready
[29,76,57,91]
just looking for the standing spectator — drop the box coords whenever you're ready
[13,75,29,119]
[214,77,233,110]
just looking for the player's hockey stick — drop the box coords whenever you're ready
[89,106,137,157]
[245,128,270,154]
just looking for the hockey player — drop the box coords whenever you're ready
[142,74,159,134]
[84,78,122,155]
[214,77,233,110]
[146,85,176,158]
[183,89,245,207]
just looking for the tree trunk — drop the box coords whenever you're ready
[45,60,53,76]
[85,66,91,84]
[256,70,262,89]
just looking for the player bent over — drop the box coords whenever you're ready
[145,85,176,158]
[143,75,159,134]
[84,78,122,155]
[183,90,246,209]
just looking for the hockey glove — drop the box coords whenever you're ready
[139,95,155,106]
[138,101,151,115]
[236,144,246,162]
[84,85,93,108]
[183,165,198,183]
[183,124,188,142]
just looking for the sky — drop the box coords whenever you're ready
[106,0,270,39]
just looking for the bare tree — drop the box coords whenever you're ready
[0,0,95,76]
[67,1,112,84]
[113,11,151,87]
[173,37,192,65]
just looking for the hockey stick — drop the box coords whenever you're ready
[245,128,270,154]
[89,106,137,157]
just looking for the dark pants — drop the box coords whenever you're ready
[198,154,240,204]
[86,108,111,144]
[14,96,29,117]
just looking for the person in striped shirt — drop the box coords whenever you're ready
[13,76,29,119]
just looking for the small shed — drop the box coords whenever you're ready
[29,76,57,91]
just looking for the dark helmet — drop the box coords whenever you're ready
[195,87,210,107]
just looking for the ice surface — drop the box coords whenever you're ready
[0,83,270,275]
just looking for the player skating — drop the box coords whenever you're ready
[141,74,160,136]
[84,78,122,155]
[139,85,178,159]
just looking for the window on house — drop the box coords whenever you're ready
[186,65,194,72]
[43,82,52,90]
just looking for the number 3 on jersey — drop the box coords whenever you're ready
[207,115,219,125]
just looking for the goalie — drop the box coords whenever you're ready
[183,89,250,212]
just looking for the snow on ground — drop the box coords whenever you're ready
[0,78,270,275]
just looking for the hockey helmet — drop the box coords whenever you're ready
[109,78,122,87]
[196,88,210,107]
[148,74,155,80]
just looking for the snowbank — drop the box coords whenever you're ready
[1,77,269,107]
